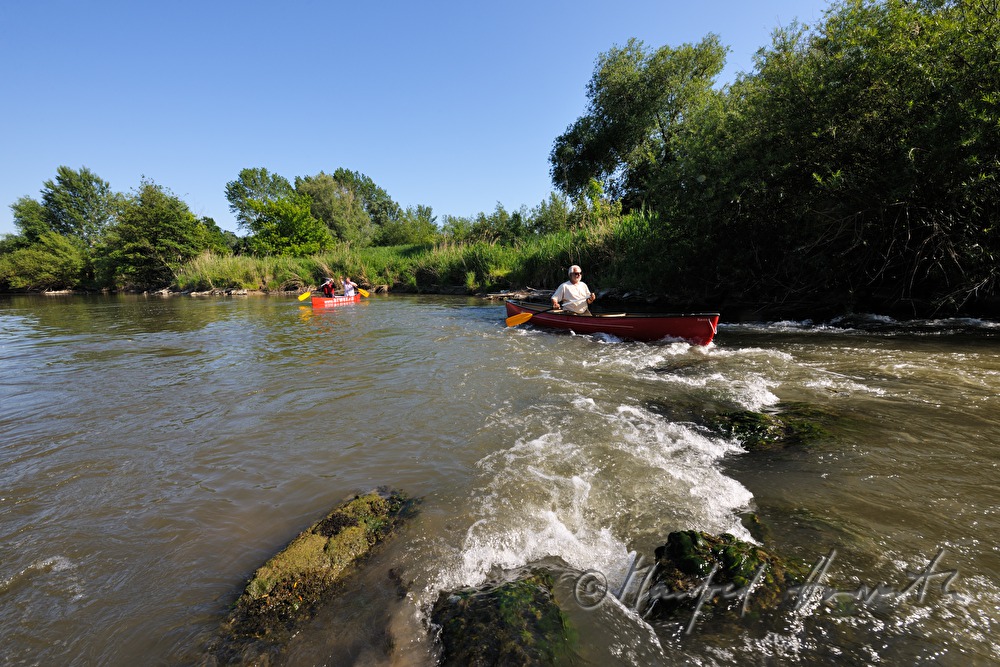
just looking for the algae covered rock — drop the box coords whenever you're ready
[642,530,803,628]
[709,403,831,451]
[209,488,414,664]
[432,565,577,666]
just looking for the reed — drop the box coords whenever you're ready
[171,211,684,295]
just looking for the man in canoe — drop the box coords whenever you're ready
[342,276,358,297]
[321,279,335,297]
[551,265,596,315]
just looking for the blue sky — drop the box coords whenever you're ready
[0,0,832,237]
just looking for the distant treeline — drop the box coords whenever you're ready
[3,0,998,316]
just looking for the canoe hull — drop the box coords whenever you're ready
[504,300,719,345]
[311,294,361,308]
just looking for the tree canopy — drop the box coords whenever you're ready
[99,180,226,289]
[550,0,1000,313]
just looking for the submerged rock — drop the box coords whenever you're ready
[207,489,415,665]
[708,402,832,451]
[641,530,803,627]
[432,565,577,666]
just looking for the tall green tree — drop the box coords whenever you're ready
[295,172,375,245]
[468,203,529,245]
[40,166,118,247]
[225,168,295,232]
[440,215,474,242]
[550,36,727,210]
[244,194,333,257]
[10,196,50,245]
[330,168,402,228]
[99,180,210,288]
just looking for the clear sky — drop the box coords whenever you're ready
[0,0,832,237]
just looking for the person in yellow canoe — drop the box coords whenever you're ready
[551,264,595,315]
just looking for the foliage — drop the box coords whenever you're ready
[439,214,474,242]
[225,167,295,232]
[197,217,241,255]
[295,171,375,245]
[0,166,118,289]
[0,232,87,290]
[529,192,573,235]
[466,203,530,245]
[245,194,333,257]
[10,196,50,245]
[174,252,327,291]
[547,0,1000,314]
[98,180,218,289]
[329,168,403,228]
[550,35,727,211]
[692,0,1000,311]
[39,166,120,247]
[375,205,440,245]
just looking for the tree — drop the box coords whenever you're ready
[40,166,118,247]
[295,172,374,245]
[330,168,402,228]
[0,232,87,290]
[374,205,439,245]
[468,203,529,245]
[99,180,210,288]
[633,0,1000,312]
[440,215,474,242]
[225,167,295,231]
[550,36,727,210]
[295,169,405,246]
[244,194,333,257]
[10,196,50,244]
[195,216,238,256]
[530,192,572,235]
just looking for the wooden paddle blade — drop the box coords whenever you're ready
[298,291,312,301]
[505,312,534,327]
[357,288,370,297]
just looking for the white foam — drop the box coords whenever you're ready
[437,391,756,596]
[0,555,77,593]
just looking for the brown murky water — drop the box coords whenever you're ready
[1,295,997,665]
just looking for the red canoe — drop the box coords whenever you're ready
[311,294,361,308]
[504,300,719,345]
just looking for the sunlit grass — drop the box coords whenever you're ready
[172,212,680,295]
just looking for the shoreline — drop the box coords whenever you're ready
[7,286,1000,323]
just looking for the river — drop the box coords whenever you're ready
[1,294,997,665]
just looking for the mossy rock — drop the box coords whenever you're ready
[644,530,804,624]
[708,403,831,451]
[432,566,577,666]
[209,489,415,664]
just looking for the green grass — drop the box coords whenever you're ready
[171,211,685,296]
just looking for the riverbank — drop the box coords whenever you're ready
[16,283,1000,324]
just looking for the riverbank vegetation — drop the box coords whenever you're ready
[3,1,998,317]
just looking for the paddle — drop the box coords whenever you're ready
[357,287,369,298]
[505,295,590,327]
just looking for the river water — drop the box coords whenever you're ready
[1,294,997,666]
